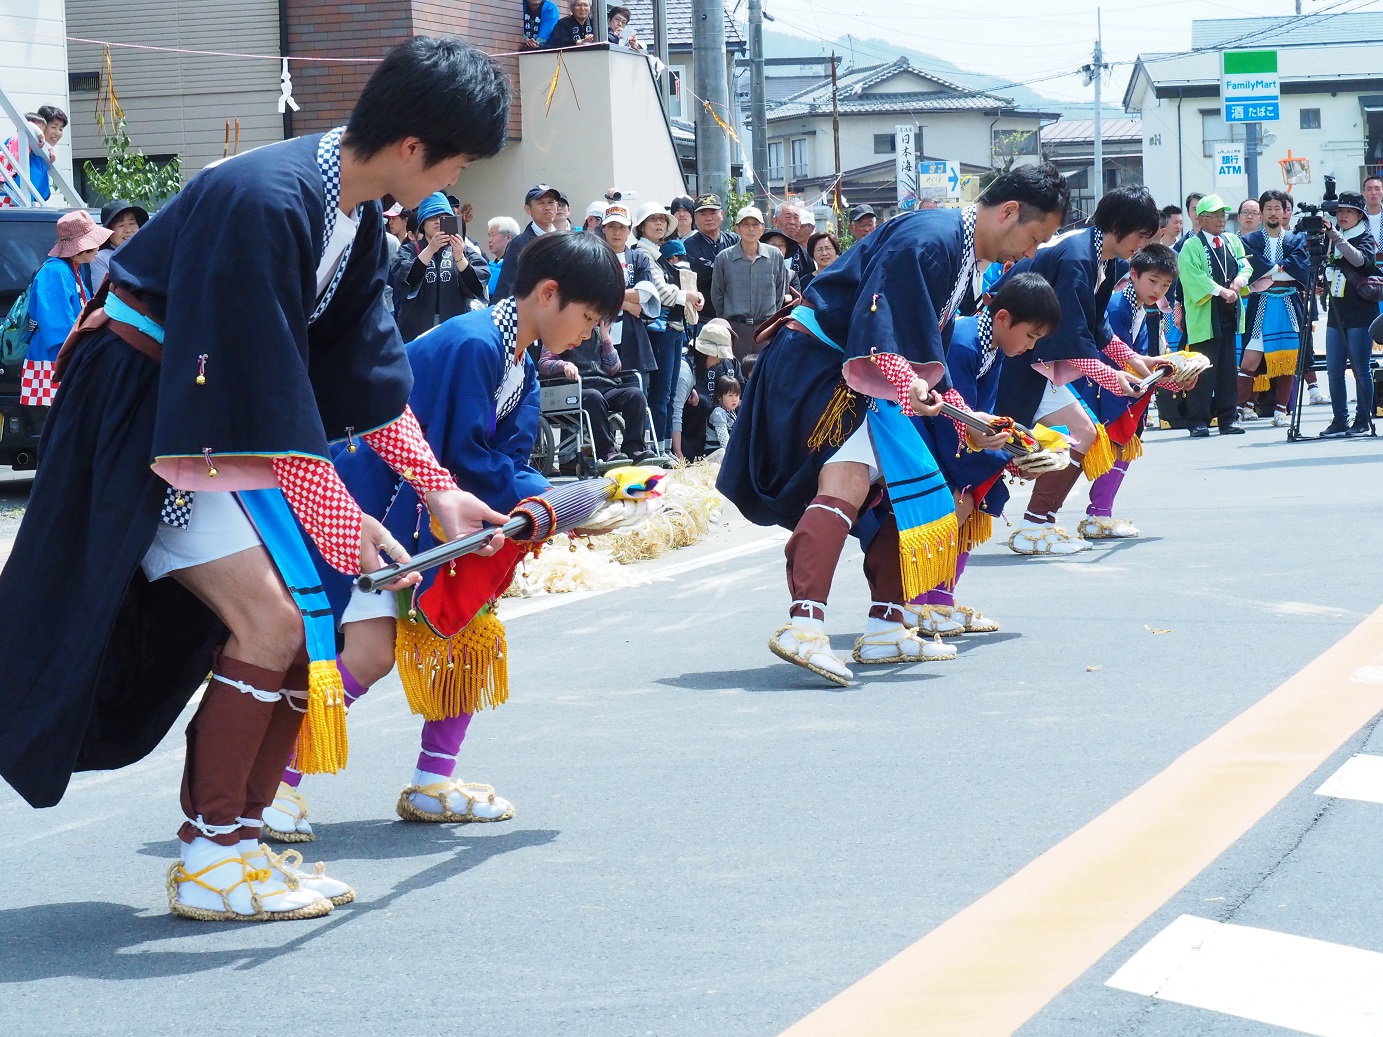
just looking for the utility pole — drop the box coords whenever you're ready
[653,0,668,71]
[831,52,843,216]
[692,0,731,198]
[1246,121,1259,200]
[748,0,769,210]
[1081,8,1109,208]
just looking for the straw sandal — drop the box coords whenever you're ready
[251,844,355,907]
[905,604,968,636]
[167,855,331,923]
[852,624,957,664]
[769,623,853,687]
[1076,516,1139,540]
[1007,526,1091,555]
[262,781,315,843]
[396,781,516,823]
[950,605,1000,634]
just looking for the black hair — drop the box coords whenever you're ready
[1366,175,1383,190]
[608,5,632,21]
[446,194,460,207]
[714,375,741,403]
[406,211,419,235]
[1130,243,1178,278]
[514,231,624,319]
[1092,185,1159,239]
[989,271,1060,332]
[1237,198,1259,216]
[345,37,510,167]
[1160,204,1182,218]
[1259,189,1292,212]
[740,353,757,381]
[1185,192,1203,211]
[37,105,67,126]
[978,161,1071,224]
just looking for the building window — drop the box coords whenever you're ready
[874,133,896,155]
[790,138,809,179]
[68,71,100,93]
[1201,110,1245,157]
[1300,107,1321,130]
[667,69,682,119]
[992,127,1038,163]
[767,140,785,184]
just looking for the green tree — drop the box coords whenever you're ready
[724,182,755,226]
[83,117,182,210]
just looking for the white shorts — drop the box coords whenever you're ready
[1034,381,1078,423]
[141,490,262,582]
[827,420,880,483]
[340,584,398,628]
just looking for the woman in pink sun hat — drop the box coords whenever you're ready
[22,210,111,408]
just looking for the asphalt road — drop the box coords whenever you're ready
[3,403,1383,1037]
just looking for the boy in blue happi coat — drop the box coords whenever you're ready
[264,231,626,840]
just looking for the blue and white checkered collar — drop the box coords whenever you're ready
[940,204,978,330]
[491,296,520,353]
[975,306,999,378]
[309,126,361,324]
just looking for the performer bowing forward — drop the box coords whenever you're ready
[718,164,1070,687]
[0,38,514,923]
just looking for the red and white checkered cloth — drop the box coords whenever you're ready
[1102,337,1139,370]
[273,455,364,575]
[1068,356,1124,393]
[361,407,459,495]
[19,360,56,407]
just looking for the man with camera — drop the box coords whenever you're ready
[1319,191,1378,437]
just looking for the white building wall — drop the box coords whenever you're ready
[0,0,74,188]
[65,0,283,179]
[1136,86,1370,210]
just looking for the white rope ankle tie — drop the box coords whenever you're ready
[806,502,854,528]
[186,815,241,838]
[791,599,827,620]
[236,817,264,829]
[212,674,282,703]
[282,689,308,713]
[871,601,907,621]
[419,748,458,762]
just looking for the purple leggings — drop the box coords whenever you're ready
[281,659,474,787]
[911,550,969,608]
[1086,459,1131,518]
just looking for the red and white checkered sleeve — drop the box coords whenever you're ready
[1102,337,1140,370]
[940,387,972,442]
[361,407,459,496]
[867,353,921,417]
[1069,356,1124,393]
[273,456,364,575]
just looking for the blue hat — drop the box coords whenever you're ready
[416,192,451,223]
[660,238,687,259]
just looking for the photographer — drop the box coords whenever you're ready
[395,191,489,343]
[1320,191,1377,437]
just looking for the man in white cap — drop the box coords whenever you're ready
[710,204,787,359]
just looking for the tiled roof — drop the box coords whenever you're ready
[1126,42,1383,105]
[622,0,743,51]
[1190,13,1383,49]
[767,55,1020,121]
[1042,118,1141,144]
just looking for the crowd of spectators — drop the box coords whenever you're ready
[521,0,646,50]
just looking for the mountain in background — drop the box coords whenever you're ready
[758,26,1128,120]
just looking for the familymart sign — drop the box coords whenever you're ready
[1222,49,1279,123]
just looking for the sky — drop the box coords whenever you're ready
[750,0,1381,106]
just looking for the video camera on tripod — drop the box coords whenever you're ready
[1285,175,1336,441]
[1292,174,1338,262]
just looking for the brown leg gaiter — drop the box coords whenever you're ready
[1273,375,1293,409]
[862,505,905,621]
[241,656,309,827]
[178,653,289,846]
[1021,449,1086,525]
[1237,372,1257,407]
[785,494,859,620]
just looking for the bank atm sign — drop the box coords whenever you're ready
[1222,49,1279,123]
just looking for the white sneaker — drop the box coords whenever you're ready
[904,603,968,636]
[1271,408,1287,427]
[168,836,330,922]
[1008,524,1091,555]
[1238,406,1259,422]
[262,781,314,843]
[244,842,355,906]
[1308,385,1328,405]
[397,775,517,823]
[853,623,956,663]
[769,620,853,686]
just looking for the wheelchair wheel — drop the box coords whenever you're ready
[531,415,556,475]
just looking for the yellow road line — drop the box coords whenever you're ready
[781,605,1383,1037]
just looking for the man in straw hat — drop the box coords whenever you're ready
[0,38,515,923]
[20,210,109,410]
[718,163,1071,686]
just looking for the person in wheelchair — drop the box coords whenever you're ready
[538,323,655,464]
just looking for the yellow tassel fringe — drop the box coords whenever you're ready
[290,660,349,775]
[1252,373,1271,393]
[396,608,509,722]
[899,513,960,601]
[1081,424,1117,482]
[958,509,993,554]
[1118,434,1143,462]
[807,381,857,452]
[1264,349,1296,381]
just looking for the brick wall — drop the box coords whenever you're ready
[284,0,522,140]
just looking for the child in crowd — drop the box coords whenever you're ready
[707,374,740,449]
